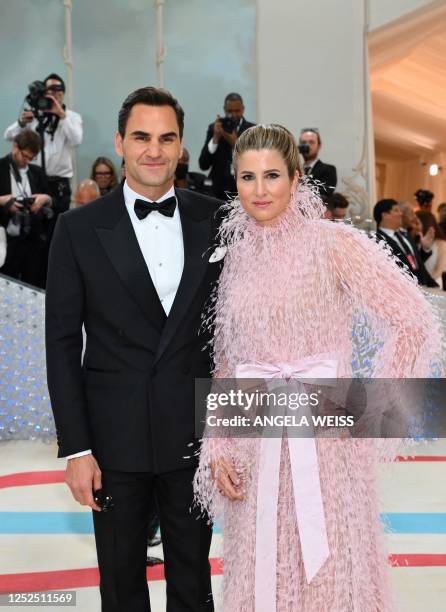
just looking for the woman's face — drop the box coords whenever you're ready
[236,149,298,225]
[94,163,113,189]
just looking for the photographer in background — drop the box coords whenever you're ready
[199,92,255,199]
[0,130,52,288]
[4,73,82,217]
[299,128,337,202]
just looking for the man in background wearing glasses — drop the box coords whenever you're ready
[299,127,337,202]
[0,130,53,288]
[4,73,83,219]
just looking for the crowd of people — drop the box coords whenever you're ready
[0,71,444,294]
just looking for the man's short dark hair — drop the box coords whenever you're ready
[373,198,398,226]
[326,192,349,212]
[118,87,184,138]
[300,128,321,146]
[224,92,243,105]
[44,73,66,91]
[13,129,42,156]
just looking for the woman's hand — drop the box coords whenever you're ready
[210,456,245,501]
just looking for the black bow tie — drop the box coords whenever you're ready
[134,196,176,220]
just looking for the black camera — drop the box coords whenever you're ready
[221,116,238,133]
[298,143,310,156]
[12,196,35,236]
[26,81,52,114]
[15,196,35,210]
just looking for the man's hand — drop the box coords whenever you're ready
[0,195,22,214]
[18,110,34,127]
[0,194,13,207]
[210,456,244,501]
[45,95,66,119]
[65,454,102,511]
[420,226,435,251]
[212,116,223,144]
[220,129,237,148]
[30,194,51,213]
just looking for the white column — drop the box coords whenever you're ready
[62,0,76,188]
[62,0,74,108]
[155,0,166,87]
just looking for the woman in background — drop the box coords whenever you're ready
[417,210,446,286]
[90,156,118,196]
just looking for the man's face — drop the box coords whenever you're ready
[333,207,347,221]
[382,204,403,230]
[12,143,35,169]
[224,99,244,121]
[299,131,320,162]
[400,204,416,230]
[45,78,65,105]
[115,104,182,199]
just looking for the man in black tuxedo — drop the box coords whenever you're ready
[46,87,222,611]
[0,129,52,288]
[373,198,437,287]
[199,92,255,200]
[299,128,337,202]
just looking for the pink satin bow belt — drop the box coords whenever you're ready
[235,355,338,612]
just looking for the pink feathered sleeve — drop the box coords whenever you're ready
[331,225,441,378]
[193,367,236,522]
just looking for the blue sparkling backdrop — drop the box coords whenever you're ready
[0,275,55,442]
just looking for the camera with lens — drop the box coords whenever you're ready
[12,196,52,237]
[221,116,238,133]
[26,80,52,114]
[298,143,310,156]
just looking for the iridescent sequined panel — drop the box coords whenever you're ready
[0,274,55,442]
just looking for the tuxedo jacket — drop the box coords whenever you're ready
[199,117,255,197]
[45,186,223,473]
[306,159,337,201]
[375,229,438,288]
[0,155,49,230]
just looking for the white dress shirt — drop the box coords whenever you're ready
[380,227,414,256]
[123,181,184,314]
[66,180,184,460]
[4,109,83,178]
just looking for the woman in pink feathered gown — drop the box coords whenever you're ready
[194,124,441,611]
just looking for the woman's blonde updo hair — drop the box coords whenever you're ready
[233,123,303,179]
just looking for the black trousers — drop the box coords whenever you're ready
[92,467,214,612]
[1,235,47,289]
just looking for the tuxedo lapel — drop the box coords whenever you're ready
[95,189,166,332]
[154,189,213,363]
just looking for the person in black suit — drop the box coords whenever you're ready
[0,129,52,288]
[373,198,438,288]
[45,87,222,611]
[199,92,255,200]
[299,128,337,202]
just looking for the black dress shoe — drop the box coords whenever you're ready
[146,556,164,566]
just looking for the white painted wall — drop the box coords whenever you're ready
[256,0,371,216]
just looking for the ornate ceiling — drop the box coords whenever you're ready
[369,1,446,160]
